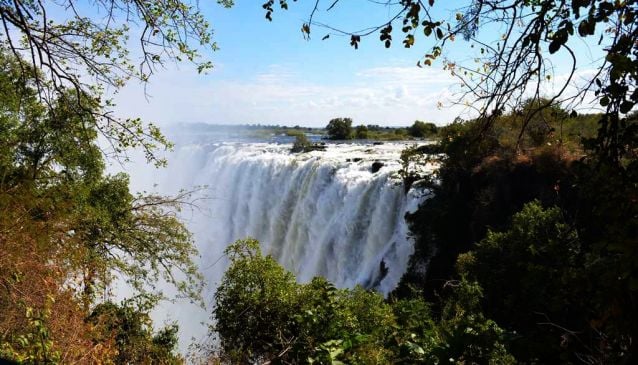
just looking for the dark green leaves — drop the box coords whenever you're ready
[424,25,432,36]
[263,0,274,21]
[404,34,415,48]
[301,23,310,38]
[620,101,634,114]
[326,118,354,139]
[350,35,361,49]
[549,27,570,54]
[213,239,513,364]
[578,17,596,37]
[380,24,393,48]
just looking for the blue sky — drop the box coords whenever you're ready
[110,1,467,127]
[110,1,604,127]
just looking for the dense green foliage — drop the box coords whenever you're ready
[355,125,369,139]
[326,118,354,140]
[88,299,183,364]
[0,51,196,363]
[291,133,312,153]
[457,202,588,361]
[324,119,431,141]
[408,121,438,138]
[290,132,327,153]
[397,103,638,362]
[211,239,514,364]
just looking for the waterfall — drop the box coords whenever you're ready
[122,138,432,348]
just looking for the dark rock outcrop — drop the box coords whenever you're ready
[371,161,384,173]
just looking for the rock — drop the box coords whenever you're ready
[291,143,327,153]
[371,161,384,173]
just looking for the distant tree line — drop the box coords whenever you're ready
[324,118,439,140]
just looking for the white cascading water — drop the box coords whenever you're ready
[122,133,432,348]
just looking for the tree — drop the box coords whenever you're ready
[513,98,568,147]
[456,202,585,361]
[326,117,353,140]
[212,239,398,363]
[454,199,638,363]
[408,120,438,138]
[0,55,202,303]
[1,1,221,362]
[355,125,369,139]
[0,51,201,363]
[212,238,302,363]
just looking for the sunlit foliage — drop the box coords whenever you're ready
[210,238,514,364]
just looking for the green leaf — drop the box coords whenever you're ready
[620,101,634,114]
[424,26,432,36]
[548,39,561,54]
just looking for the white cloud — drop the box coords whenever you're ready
[112,63,474,127]
[540,68,603,113]
[355,66,454,88]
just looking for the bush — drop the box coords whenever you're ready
[291,133,311,152]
